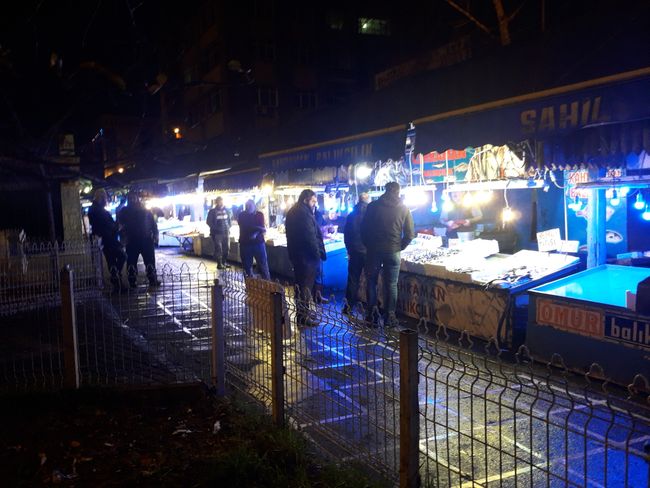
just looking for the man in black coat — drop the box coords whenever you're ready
[343,192,369,313]
[285,189,326,326]
[88,189,126,293]
[117,192,160,288]
[361,182,415,326]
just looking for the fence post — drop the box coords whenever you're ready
[400,329,420,488]
[211,279,226,396]
[271,291,285,427]
[60,265,80,389]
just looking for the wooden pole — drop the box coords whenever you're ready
[400,329,420,487]
[271,291,285,427]
[60,265,80,389]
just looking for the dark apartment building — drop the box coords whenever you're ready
[160,0,469,162]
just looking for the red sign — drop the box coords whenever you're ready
[536,299,603,338]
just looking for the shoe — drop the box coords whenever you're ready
[384,313,399,328]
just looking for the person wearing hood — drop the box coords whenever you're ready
[285,189,326,326]
[343,192,369,314]
[88,189,126,293]
[361,182,414,326]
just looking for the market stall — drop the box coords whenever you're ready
[526,265,650,386]
[395,235,580,346]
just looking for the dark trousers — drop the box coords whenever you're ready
[103,242,126,285]
[212,233,229,264]
[345,251,366,306]
[240,242,270,280]
[365,251,401,318]
[291,256,319,315]
[126,239,157,285]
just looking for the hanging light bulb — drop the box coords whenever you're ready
[642,204,650,221]
[462,192,474,208]
[634,192,646,210]
[442,199,454,212]
[619,186,630,197]
[609,189,620,206]
[502,207,514,223]
[568,195,583,211]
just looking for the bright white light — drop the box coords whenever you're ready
[619,186,630,196]
[280,201,287,210]
[502,207,514,223]
[462,192,474,208]
[442,199,454,212]
[568,198,583,212]
[355,164,373,180]
[643,205,650,221]
[633,193,645,210]
[403,190,427,208]
[118,167,124,174]
[476,190,492,203]
[609,189,620,207]
[261,184,273,195]
[83,185,92,194]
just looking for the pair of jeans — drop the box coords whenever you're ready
[345,251,366,307]
[240,242,270,280]
[365,251,401,318]
[102,241,126,287]
[291,256,320,316]
[126,239,157,285]
[212,232,229,265]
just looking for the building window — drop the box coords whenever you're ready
[358,18,391,36]
[295,91,318,110]
[256,87,278,116]
[254,41,276,62]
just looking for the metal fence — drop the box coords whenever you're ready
[0,241,217,393]
[216,271,650,487]
[1,249,649,487]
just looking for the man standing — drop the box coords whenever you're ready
[343,192,369,314]
[238,199,270,280]
[117,192,160,288]
[285,189,326,326]
[88,189,126,293]
[361,182,414,327]
[207,196,231,269]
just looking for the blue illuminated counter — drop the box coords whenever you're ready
[527,265,650,386]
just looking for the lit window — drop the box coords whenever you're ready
[358,18,391,36]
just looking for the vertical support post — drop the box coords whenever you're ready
[60,265,80,389]
[211,280,226,396]
[400,329,420,488]
[271,291,285,427]
[587,187,607,268]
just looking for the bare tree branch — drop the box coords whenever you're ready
[492,0,512,46]
[444,0,493,36]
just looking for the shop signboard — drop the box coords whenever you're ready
[395,272,510,343]
[414,148,474,184]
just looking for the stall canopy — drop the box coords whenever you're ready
[203,167,261,192]
[413,69,650,168]
[259,127,406,173]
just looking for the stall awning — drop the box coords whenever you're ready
[414,68,650,167]
[203,167,261,192]
[259,126,407,172]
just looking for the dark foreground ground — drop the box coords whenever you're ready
[0,385,388,487]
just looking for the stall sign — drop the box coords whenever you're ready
[414,148,474,184]
[536,228,562,252]
[535,298,603,338]
[604,315,650,350]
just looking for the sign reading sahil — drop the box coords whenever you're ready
[520,97,606,134]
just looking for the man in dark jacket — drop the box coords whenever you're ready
[343,192,369,313]
[117,192,160,288]
[206,196,231,269]
[285,189,326,326]
[238,199,270,280]
[361,182,414,326]
[88,189,126,293]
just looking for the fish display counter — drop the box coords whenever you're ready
[526,265,650,386]
[395,237,581,346]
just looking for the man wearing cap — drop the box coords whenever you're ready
[88,189,126,293]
